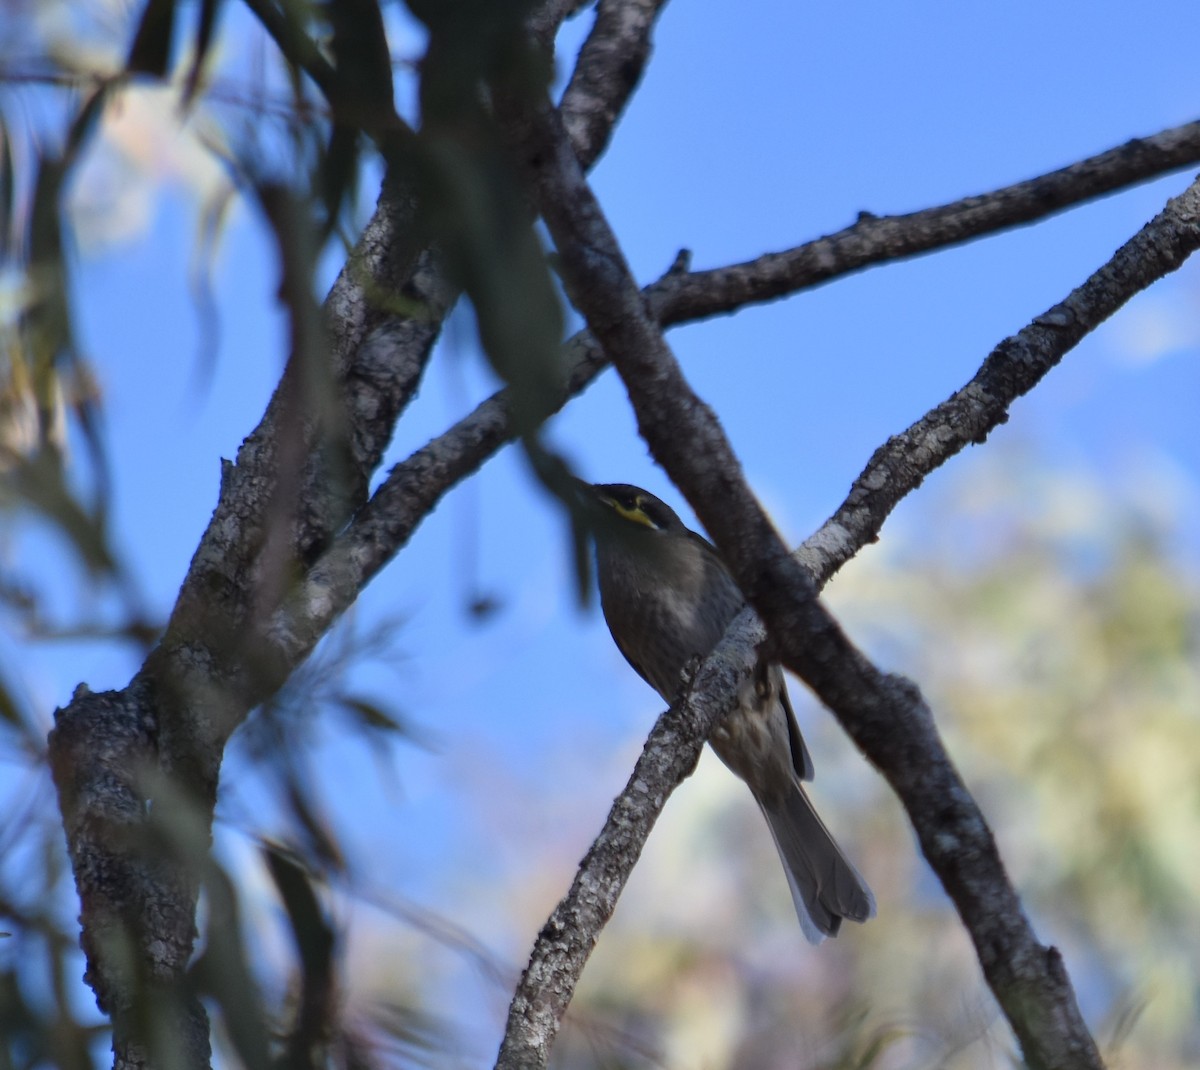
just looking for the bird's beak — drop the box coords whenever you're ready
[572,478,611,516]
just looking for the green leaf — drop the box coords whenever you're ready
[263,844,333,978]
[0,116,13,261]
[4,452,117,578]
[190,866,273,1070]
[283,776,346,875]
[262,842,337,1070]
[0,675,21,729]
[325,0,396,123]
[339,695,400,730]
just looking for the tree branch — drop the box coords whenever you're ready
[487,80,1200,1070]
[492,612,763,1069]
[49,685,212,1070]
[795,171,1200,586]
[559,0,673,170]
[48,31,439,1070]
[49,10,672,1066]
[660,119,1200,320]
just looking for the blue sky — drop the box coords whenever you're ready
[3,0,1200,1058]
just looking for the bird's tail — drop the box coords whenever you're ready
[757,781,875,944]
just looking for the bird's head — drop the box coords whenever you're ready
[586,483,688,536]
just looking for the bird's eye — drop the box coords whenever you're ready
[612,497,657,529]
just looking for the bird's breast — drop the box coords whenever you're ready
[596,540,741,702]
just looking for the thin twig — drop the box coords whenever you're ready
[797,172,1200,587]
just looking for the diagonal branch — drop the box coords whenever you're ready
[487,85,1200,1070]
[559,0,673,170]
[661,119,1200,320]
[796,171,1200,586]
[492,611,764,1069]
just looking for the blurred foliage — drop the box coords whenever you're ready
[0,2,1196,1070]
[0,0,235,645]
[0,1,571,1066]
[0,0,585,625]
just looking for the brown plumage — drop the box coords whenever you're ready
[587,482,874,942]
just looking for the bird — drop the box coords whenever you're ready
[583,481,874,942]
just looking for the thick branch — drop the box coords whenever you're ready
[493,82,1194,1070]
[141,175,448,785]
[50,12,669,1067]
[49,685,211,1070]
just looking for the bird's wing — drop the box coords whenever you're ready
[612,631,658,696]
[778,678,815,781]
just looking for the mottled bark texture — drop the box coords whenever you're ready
[49,685,212,1070]
[48,169,447,1070]
[560,0,671,170]
[492,72,1200,1070]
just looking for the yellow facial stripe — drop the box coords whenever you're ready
[611,498,658,528]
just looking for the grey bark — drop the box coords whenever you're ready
[46,5,670,1067]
